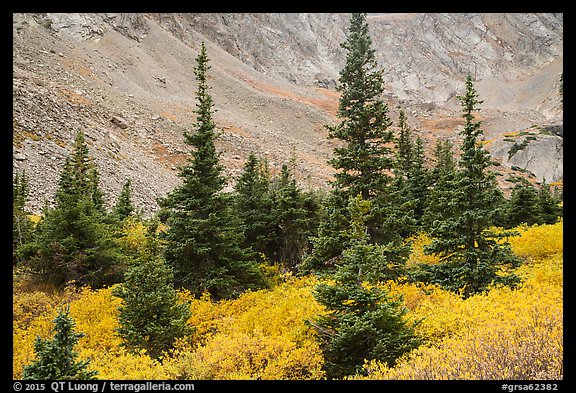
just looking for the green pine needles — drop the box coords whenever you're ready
[311,195,420,379]
[158,42,265,300]
[415,76,522,298]
[22,305,98,380]
[113,226,192,359]
[304,12,408,274]
[25,131,127,288]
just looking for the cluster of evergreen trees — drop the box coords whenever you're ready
[14,14,562,380]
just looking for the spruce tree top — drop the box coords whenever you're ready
[458,75,491,176]
[22,305,98,380]
[328,13,393,200]
[56,131,105,212]
[180,42,225,199]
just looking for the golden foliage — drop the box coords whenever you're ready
[357,282,562,379]
[13,276,325,380]
[357,222,563,380]
[405,232,441,267]
[116,217,149,253]
[13,222,562,380]
[167,276,326,379]
[507,220,563,261]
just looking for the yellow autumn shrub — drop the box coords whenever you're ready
[116,217,148,253]
[356,221,563,380]
[357,282,562,380]
[13,285,169,379]
[405,232,441,267]
[167,275,326,380]
[13,220,562,381]
[168,330,324,380]
[507,220,563,261]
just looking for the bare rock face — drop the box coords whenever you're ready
[12,13,563,215]
[487,129,563,183]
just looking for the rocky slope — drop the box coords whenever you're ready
[12,13,563,216]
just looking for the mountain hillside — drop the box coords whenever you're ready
[12,13,563,215]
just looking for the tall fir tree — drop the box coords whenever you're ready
[303,13,408,274]
[26,132,126,288]
[269,163,319,270]
[422,138,458,231]
[158,42,265,300]
[395,109,414,179]
[328,13,395,205]
[407,137,430,228]
[393,111,430,233]
[505,177,541,227]
[235,153,320,271]
[22,305,98,380]
[416,76,521,298]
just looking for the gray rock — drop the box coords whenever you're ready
[111,115,129,129]
[488,134,563,182]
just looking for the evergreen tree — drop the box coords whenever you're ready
[421,138,458,231]
[304,13,407,273]
[505,178,541,227]
[537,179,562,225]
[158,42,265,300]
[22,305,98,380]
[328,12,395,207]
[310,195,420,379]
[112,179,135,222]
[416,76,521,298]
[301,193,352,274]
[394,122,430,232]
[13,171,34,266]
[429,138,457,184]
[407,137,430,227]
[392,110,417,237]
[26,132,126,288]
[113,225,192,359]
[269,163,319,270]
[395,109,414,179]
[234,153,275,261]
[235,153,320,271]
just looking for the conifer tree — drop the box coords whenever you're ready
[270,163,319,270]
[395,109,414,179]
[429,138,457,184]
[22,305,98,380]
[112,179,135,222]
[328,13,395,205]
[393,111,430,233]
[304,13,407,273]
[27,132,126,288]
[505,178,541,227]
[113,224,192,359]
[235,153,320,270]
[311,195,420,379]
[422,138,458,231]
[234,153,275,261]
[13,171,34,266]
[537,179,562,225]
[417,76,520,298]
[407,137,430,227]
[158,42,265,300]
